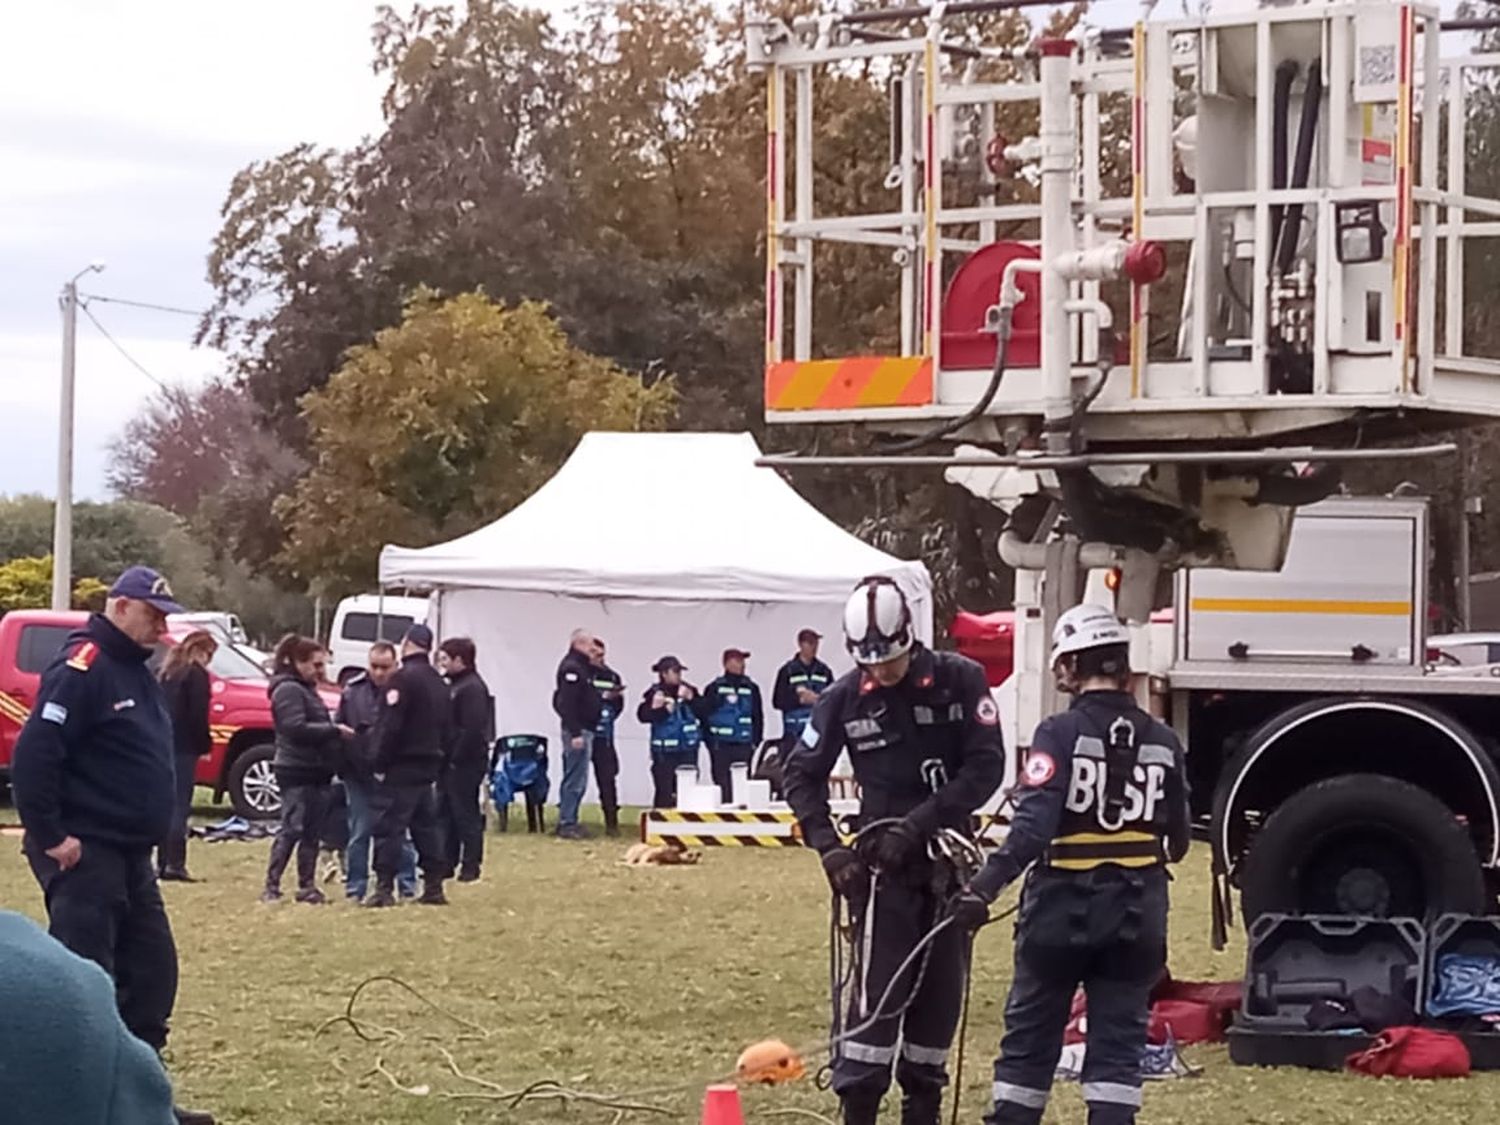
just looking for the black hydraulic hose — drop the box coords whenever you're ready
[1278,60,1323,276]
[881,312,1011,453]
[1269,61,1298,263]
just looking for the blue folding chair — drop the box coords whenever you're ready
[490,734,551,833]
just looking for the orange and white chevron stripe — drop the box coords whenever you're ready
[765,355,934,412]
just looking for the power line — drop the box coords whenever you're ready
[77,301,170,392]
[78,292,207,318]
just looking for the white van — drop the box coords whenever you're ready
[328,594,430,683]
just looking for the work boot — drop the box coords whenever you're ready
[1085,1104,1138,1125]
[159,868,197,883]
[900,1087,943,1125]
[295,887,328,905]
[840,1093,882,1125]
[418,879,449,906]
[259,887,282,904]
[364,880,398,908]
[174,1105,216,1125]
[604,809,620,837]
[457,867,481,884]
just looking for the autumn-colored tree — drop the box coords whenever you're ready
[276,291,677,592]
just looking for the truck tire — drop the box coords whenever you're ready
[1240,773,1484,922]
[226,742,281,821]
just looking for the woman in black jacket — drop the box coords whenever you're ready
[262,635,350,904]
[156,629,217,882]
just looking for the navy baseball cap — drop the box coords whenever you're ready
[652,655,685,673]
[404,623,434,650]
[108,566,185,615]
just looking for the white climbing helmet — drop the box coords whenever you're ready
[1050,604,1131,667]
[842,577,914,665]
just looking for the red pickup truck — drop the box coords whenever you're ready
[0,610,334,820]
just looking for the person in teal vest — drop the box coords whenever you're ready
[694,648,765,804]
[636,655,701,808]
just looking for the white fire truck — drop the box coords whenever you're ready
[747,0,1500,941]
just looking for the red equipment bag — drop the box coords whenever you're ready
[1347,1027,1471,1079]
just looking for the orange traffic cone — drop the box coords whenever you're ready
[701,1083,745,1125]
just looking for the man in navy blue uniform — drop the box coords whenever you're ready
[772,628,834,743]
[589,639,626,836]
[949,605,1191,1125]
[783,577,1004,1125]
[695,647,764,803]
[12,566,215,1125]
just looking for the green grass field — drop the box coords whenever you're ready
[3,804,1496,1123]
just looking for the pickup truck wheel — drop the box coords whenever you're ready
[1240,773,1484,922]
[227,743,281,820]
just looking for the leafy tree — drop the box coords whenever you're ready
[276,290,677,592]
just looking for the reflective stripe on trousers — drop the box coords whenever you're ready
[843,1041,897,1065]
[902,1041,949,1067]
[992,1082,1049,1110]
[1082,1080,1142,1107]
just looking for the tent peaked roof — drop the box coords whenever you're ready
[378,431,931,603]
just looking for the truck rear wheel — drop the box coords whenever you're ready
[1240,773,1484,922]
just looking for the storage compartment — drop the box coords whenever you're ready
[1426,914,1500,1069]
[1228,914,1424,1070]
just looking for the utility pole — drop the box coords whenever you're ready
[51,261,105,610]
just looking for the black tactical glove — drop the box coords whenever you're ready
[872,819,925,872]
[821,846,868,901]
[946,887,993,933]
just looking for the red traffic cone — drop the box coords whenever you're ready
[701,1083,745,1125]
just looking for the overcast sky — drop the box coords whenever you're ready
[0,0,1460,502]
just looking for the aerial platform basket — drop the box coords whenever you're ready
[754,0,1500,450]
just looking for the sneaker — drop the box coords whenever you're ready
[259,888,282,904]
[555,824,587,840]
[363,889,397,908]
[295,887,328,905]
[174,1107,216,1125]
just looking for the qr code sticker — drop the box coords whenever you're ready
[1359,45,1397,87]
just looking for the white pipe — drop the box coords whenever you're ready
[1065,297,1113,332]
[1038,41,1075,449]
[1000,257,1040,308]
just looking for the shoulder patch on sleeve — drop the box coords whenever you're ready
[800,722,820,747]
[975,696,999,726]
[564,671,579,682]
[65,642,99,672]
[41,701,68,725]
[385,688,401,706]
[1022,751,1056,787]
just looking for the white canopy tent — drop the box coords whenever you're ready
[379,431,933,807]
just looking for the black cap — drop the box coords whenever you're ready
[723,647,751,662]
[404,623,434,651]
[652,655,685,673]
[797,628,822,644]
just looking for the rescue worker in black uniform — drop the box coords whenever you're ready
[589,639,626,836]
[11,566,215,1125]
[696,647,765,803]
[438,636,494,882]
[784,576,1004,1125]
[366,624,454,907]
[948,604,1191,1125]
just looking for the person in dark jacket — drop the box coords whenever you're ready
[589,639,625,836]
[336,642,417,902]
[695,648,764,803]
[438,636,494,882]
[772,628,835,742]
[11,565,216,1125]
[637,655,701,808]
[0,909,178,1125]
[156,629,217,882]
[949,605,1190,1125]
[367,624,453,907]
[784,577,1004,1125]
[552,628,603,839]
[262,635,349,904]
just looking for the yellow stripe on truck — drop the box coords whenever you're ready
[1190,597,1411,617]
